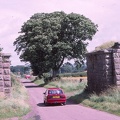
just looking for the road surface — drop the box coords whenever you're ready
[20,78,120,120]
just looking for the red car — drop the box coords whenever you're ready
[43,88,66,105]
[25,74,31,79]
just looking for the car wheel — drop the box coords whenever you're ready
[44,101,48,106]
[62,102,66,105]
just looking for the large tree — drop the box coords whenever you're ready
[14,11,98,77]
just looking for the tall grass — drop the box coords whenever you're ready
[0,73,30,119]
[69,86,120,116]
[86,87,120,116]
[46,79,87,92]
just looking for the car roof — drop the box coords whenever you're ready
[47,88,62,90]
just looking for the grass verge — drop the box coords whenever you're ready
[31,76,120,116]
[0,74,30,119]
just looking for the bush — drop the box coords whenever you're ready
[43,73,61,83]
[59,71,87,77]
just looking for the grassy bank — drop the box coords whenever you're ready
[31,76,120,116]
[0,74,30,119]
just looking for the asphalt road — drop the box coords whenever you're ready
[21,78,120,120]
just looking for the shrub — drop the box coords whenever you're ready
[59,71,87,77]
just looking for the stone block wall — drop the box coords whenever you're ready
[112,44,120,86]
[86,42,120,93]
[0,53,11,97]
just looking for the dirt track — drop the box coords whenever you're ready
[18,78,120,120]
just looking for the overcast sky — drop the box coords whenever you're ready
[0,0,120,66]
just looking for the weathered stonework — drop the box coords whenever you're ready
[0,53,11,97]
[86,42,120,93]
[112,43,120,86]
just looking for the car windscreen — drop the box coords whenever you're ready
[48,89,63,94]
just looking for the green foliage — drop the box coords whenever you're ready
[47,80,87,92]
[60,62,74,73]
[59,71,87,77]
[69,87,120,116]
[0,74,30,119]
[42,73,52,83]
[14,11,98,77]
[60,62,87,73]
[10,65,31,75]
[86,87,120,116]
[31,76,87,93]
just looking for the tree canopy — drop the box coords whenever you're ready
[14,11,98,77]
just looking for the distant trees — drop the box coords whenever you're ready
[60,62,74,73]
[14,11,98,78]
[60,62,87,73]
[10,65,31,75]
[10,62,86,77]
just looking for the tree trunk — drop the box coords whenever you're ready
[52,68,59,78]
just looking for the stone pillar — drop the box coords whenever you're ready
[86,50,114,93]
[0,55,4,96]
[104,52,114,85]
[86,42,120,93]
[0,53,11,97]
[112,43,120,86]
